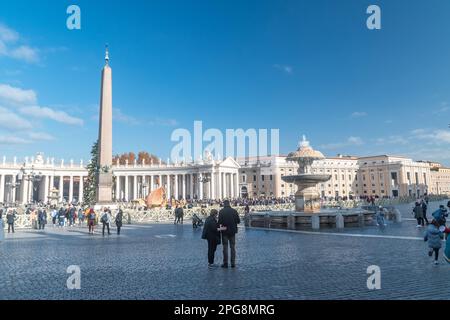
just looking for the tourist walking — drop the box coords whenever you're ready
[101,208,112,236]
[421,200,429,225]
[38,209,47,230]
[432,205,448,226]
[78,207,84,227]
[218,200,241,268]
[6,209,16,233]
[202,209,221,268]
[30,208,38,229]
[376,206,387,227]
[51,208,58,227]
[413,202,424,227]
[443,226,450,264]
[115,208,123,235]
[87,208,96,234]
[58,207,65,227]
[174,204,184,224]
[424,220,444,265]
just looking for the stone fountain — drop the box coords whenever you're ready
[246,135,379,230]
[282,135,331,213]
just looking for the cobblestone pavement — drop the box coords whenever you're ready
[0,201,449,300]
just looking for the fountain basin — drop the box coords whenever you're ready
[281,174,331,184]
[246,209,376,230]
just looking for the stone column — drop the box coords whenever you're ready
[124,175,129,201]
[159,174,162,188]
[199,173,203,200]
[115,175,120,201]
[167,175,171,200]
[211,171,215,200]
[190,174,194,199]
[43,175,49,203]
[11,175,16,203]
[218,171,222,200]
[235,173,239,198]
[174,174,179,200]
[59,176,64,202]
[182,174,186,200]
[230,173,234,199]
[79,176,84,202]
[69,175,74,203]
[50,175,54,190]
[0,174,4,203]
[22,177,28,204]
[150,175,154,192]
[133,175,138,200]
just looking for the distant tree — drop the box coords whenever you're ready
[113,151,163,165]
[83,140,99,205]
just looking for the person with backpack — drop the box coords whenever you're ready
[115,208,123,235]
[87,208,96,234]
[432,205,448,226]
[424,220,445,265]
[101,208,112,236]
[202,209,221,268]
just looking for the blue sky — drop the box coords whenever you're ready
[1,0,450,164]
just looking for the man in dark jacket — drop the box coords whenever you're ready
[6,209,16,233]
[218,200,240,268]
[202,209,221,268]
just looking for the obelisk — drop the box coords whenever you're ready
[96,45,113,204]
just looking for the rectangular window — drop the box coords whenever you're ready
[261,175,265,181]
[270,175,273,181]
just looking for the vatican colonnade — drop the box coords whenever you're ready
[0,153,241,205]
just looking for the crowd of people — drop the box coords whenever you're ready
[1,195,449,268]
[0,204,125,237]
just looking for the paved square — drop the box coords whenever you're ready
[1,201,449,300]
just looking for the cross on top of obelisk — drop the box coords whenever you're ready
[105,44,110,65]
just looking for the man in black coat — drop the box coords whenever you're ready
[202,209,221,268]
[218,200,240,268]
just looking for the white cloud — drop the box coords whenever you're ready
[0,23,40,63]
[113,108,140,125]
[9,45,39,63]
[0,84,37,105]
[19,106,84,126]
[374,135,408,146]
[0,24,19,43]
[28,132,55,141]
[0,107,32,130]
[409,128,450,144]
[274,64,293,75]
[0,135,30,145]
[350,112,367,118]
[320,136,364,150]
[148,117,178,127]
